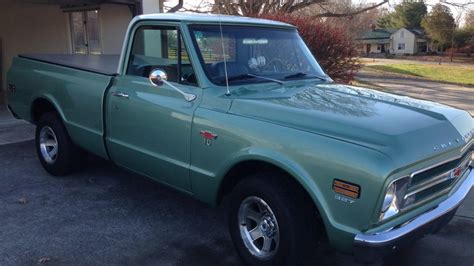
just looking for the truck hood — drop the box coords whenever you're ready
[228,82,473,166]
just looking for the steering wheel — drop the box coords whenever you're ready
[263,59,286,72]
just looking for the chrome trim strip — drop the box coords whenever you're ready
[355,168,473,245]
[410,149,471,178]
[404,156,472,199]
[460,139,473,153]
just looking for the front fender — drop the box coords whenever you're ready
[190,108,394,252]
[214,147,330,226]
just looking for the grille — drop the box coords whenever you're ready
[404,146,472,206]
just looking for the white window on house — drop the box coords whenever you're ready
[377,44,381,50]
[400,30,405,38]
[398,43,405,50]
[69,10,101,54]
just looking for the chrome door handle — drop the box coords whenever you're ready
[112,91,129,99]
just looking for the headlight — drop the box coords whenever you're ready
[381,183,395,213]
[379,177,410,221]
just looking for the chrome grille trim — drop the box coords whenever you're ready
[409,147,471,178]
[405,155,472,200]
[404,149,472,205]
[460,139,473,153]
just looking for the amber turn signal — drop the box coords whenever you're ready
[333,179,360,199]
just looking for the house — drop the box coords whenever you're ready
[0,0,162,105]
[356,27,429,56]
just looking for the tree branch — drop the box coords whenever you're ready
[440,1,474,9]
[314,0,388,18]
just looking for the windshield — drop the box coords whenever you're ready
[188,25,327,86]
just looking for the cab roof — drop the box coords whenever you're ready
[136,13,295,28]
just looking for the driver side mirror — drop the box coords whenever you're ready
[149,68,168,87]
[148,68,197,102]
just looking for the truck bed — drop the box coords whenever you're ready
[19,54,120,76]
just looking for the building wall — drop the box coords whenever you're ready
[0,3,133,97]
[357,42,389,54]
[391,28,416,55]
[0,3,69,94]
[100,4,133,54]
[142,0,161,14]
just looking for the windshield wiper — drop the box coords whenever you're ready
[221,73,284,85]
[284,72,327,81]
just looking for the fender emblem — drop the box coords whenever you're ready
[200,130,217,146]
[335,194,354,204]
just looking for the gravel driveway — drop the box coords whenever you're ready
[1,141,473,266]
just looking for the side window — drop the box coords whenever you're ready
[127,26,197,85]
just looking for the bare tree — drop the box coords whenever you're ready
[308,3,383,39]
[174,0,388,18]
[439,1,474,9]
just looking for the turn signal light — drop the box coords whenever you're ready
[333,179,360,199]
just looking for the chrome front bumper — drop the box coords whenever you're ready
[353,167,473,262]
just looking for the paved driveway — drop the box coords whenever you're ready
[0,141,473,265]
[356,70,474,115]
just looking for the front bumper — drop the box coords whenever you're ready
[353,167,474,262]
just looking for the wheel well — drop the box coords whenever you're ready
[31,98,57,124]
[218,160,323,226]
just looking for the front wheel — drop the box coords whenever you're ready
[35,112,82,176]
[229,173,319,266]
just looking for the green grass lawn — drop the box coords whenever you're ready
[365,64,474,86]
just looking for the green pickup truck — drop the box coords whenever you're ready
[6,13,474,265]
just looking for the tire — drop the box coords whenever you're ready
[229,173,319,266]
[35,112,82,176]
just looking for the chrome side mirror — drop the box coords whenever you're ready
[148,68,197,102]
[149,69,168,87]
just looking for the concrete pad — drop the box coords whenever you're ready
[0,141,473,265]
[0,107,34,145]
[457,189,474,219]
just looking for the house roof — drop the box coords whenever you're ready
[357,28,397,40]
[406,28,425,37]
[136,13,295,28]
[357,27,426,42]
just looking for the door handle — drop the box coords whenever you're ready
[112,91,129,99]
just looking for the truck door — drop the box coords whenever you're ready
[105,25,201,192]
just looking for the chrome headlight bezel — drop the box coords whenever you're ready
[379,176,410,221]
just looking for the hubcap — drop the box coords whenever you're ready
[238,196,279,260]
[39,126,58,164]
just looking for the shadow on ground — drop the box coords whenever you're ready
[0,141,473,265]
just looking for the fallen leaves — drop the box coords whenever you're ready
[38,257,50,264]
[17,197,28,204]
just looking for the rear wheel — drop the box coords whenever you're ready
[35,112,82,176]
[229,173,319,266]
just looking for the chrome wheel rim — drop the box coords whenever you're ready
[39,126,58,164]
[238,196,279,260]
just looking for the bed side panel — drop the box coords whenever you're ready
[7,57,111,158]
